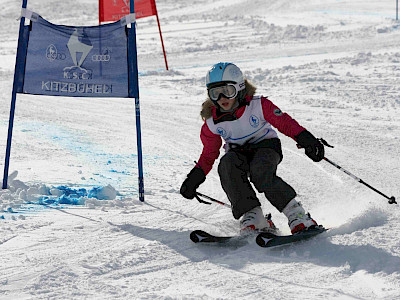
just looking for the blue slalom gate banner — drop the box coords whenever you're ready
[4,0,145,202]
[19,13,137,98]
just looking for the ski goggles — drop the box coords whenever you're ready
[207,82,245,101]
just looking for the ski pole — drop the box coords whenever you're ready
[196,192,232,208]
[323,157,397,205]
[297,138,396,204]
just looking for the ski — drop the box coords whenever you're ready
[256,226,327,248]
[190,230,238,243]
[191,227,327,248]
[190,230,263,248]
[190,229,276,246]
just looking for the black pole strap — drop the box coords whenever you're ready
[319,138,334,148]
[195,194,211,205]
[196,192,232,208]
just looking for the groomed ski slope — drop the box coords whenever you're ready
[0,0,399,299]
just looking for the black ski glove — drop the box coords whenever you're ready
[180,167,206,199]
[296,130,325,162]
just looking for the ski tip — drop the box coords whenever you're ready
[190,232,200,243]
[190,230,234,243]
[190,230,208,243]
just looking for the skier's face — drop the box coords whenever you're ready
[217,96,236,111]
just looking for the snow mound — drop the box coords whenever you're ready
[0,171,122,219]
[329,207,388,236]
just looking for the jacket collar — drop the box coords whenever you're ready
[212,96,253,124]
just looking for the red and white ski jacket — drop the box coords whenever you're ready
[196,95,306,175]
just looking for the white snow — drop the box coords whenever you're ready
[0,0,399,299]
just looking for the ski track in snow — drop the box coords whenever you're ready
[0,0,400,299]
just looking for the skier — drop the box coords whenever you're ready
[180,62,325,234]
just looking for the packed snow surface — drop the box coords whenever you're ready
[0,0,399,299]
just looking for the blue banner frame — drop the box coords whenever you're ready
[3,0,145,202]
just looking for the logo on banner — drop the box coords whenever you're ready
[92,50,111,62]
[113,0,129,13]
[63,29,93,80]
[40,29,116,95]
[46,44,66,62]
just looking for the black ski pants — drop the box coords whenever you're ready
[218,147,296,219]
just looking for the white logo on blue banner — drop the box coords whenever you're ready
[23,15,130,98]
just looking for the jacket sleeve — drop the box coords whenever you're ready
[196,122,222,175]
[261,97,306,140]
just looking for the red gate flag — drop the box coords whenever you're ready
[99,0,157,22]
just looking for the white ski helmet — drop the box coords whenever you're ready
[205,62,246,105]
[206,62,245,88]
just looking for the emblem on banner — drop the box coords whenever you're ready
[46,44,66,62]
[114,0,129,13]
[67,29,93,68]
[63,29,93,80]
[92,51,111,62]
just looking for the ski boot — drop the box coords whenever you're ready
[283,199,318,234]
[240,206,278,235]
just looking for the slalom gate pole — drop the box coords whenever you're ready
[128,0,144,202]
[196,192,232,209]
[152,0,168,70]
[155,10,168,70]
[323,157,397,205]
[3,0,28,189]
